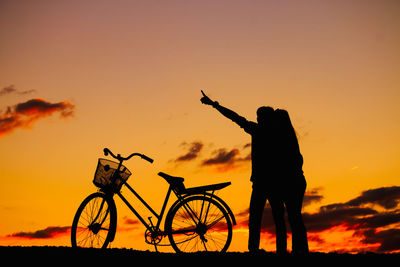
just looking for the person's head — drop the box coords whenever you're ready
[274,109,291,127]
[256,106,275,125]
[275,108,298,139]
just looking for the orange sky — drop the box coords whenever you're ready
[1,0,399,253]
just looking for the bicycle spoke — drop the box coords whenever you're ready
[206,215,225,229]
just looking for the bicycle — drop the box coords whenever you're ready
[71,148,236,253]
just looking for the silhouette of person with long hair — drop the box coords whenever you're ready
[200,91,309,255]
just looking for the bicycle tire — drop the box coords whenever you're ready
[71,192,117,249]
[165,195,232,253]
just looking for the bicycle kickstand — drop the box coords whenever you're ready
[147,216,159,253]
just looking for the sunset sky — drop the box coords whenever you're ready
[1,0,399,253]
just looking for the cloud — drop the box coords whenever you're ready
[0,98,75,137]
[0,85,36,96]
[243,143,251,149]
[202,148,240,166]
[174,141,204,162]
[304,187,400,253]
[301,186,400,234]
[346,186,400,210]
[303,206,378,232]
[355,210,400,230]
[201,148,251,171]
[7,226,70,239]
[123,217,140,225]
[236,186,400,253]
[114,217,142,233]
[170,141,251,172]
[321,186,400,211]
[358,228,400,253]
[303,187,324,207]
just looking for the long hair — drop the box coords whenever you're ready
[275,108,303,169]
[275,109,297,141]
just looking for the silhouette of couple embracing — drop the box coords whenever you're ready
[201,90,309,255]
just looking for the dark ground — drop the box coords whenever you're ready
[0,246,398,265]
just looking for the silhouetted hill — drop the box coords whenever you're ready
[0,246,397,265]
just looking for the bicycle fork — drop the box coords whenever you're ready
[89,198,110,235]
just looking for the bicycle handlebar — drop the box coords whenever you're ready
[103,148,154,163]
[140,154,154,163]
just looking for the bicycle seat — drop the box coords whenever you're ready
[158,172,184,183]
[158,172,186,194]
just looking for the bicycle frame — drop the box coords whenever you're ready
[115,179,173,235]
[109,156,203,236]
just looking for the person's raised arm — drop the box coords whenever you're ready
[200,90,255,133]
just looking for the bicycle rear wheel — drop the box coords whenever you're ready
[165,195,232,253]
[71,192,117,249]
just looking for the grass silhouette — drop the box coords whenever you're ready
[0,246,397,264]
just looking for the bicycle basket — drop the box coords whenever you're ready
[93,158,132,190]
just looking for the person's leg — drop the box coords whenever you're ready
[248,186,268,252]
[285,183,309,254]
[268,195,287,254]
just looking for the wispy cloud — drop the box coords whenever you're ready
[201,148,251,166]
[170,140,251,172]
[303,187,324,207]
[123,217,140,225]
[174,141,204,162]
[0,98,75,137]
[7,226,70,239]
[340,186,400,210]
[0,85,36,96]
[201,148,251,172]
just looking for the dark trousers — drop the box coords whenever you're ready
[248,180,309,254]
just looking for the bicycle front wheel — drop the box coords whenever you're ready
[165,195,232,253]
[71,192,117,249]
